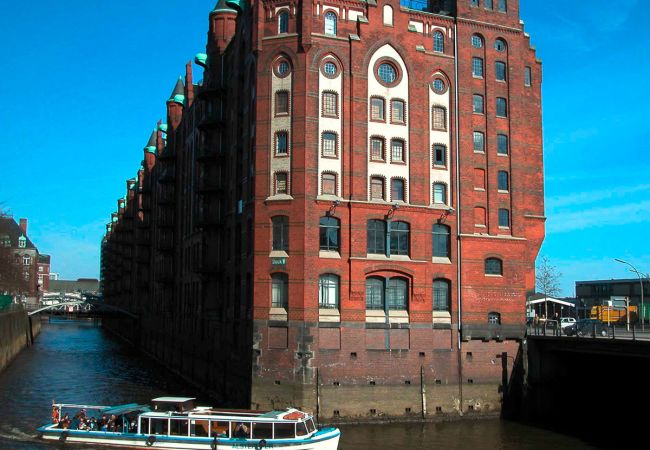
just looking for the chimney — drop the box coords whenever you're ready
[19,218,27,235]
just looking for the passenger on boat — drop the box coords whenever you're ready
[59,414,71,429]
[100,415,108,431]
[234,423,249,438]
[90,417,97,431]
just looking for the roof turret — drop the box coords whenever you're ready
[168,77,185,106]
[144,130,157,154]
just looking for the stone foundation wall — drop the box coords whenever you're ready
[0,309,41,373]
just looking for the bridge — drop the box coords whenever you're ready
[29,299,138,319]
[514,328,650,444]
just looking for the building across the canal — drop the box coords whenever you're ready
[575,278,650,321]
[101,0,544,420]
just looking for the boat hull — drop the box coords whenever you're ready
[37,426,340,450]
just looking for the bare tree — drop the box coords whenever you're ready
[536,256,562,319]
[0,246,28,295]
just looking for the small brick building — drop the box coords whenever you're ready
[103,0,544,420]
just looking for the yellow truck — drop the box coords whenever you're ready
[590,304,638,325]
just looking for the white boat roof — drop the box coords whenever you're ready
[152,397,196,403]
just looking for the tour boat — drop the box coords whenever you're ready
[38,397,340,449]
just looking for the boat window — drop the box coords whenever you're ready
[231,421,252,439]
[296,422,308,436]
[140,418,150,434]
[151,418,168,435]
[252,422,273,439]
[169,419,189,436]
[306,418,316,433]
[191,419,209,437]
[210,420,230,438]
[274,422,295,439]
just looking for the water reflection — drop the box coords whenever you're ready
[0,320,597,449]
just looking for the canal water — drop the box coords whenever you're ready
[0,320,598,449]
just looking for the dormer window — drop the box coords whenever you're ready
[18,236,26,248]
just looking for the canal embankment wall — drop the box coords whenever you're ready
[0,308,41,373]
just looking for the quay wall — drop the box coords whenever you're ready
[0,308,41,373]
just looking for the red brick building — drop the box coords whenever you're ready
[103,0,544,420]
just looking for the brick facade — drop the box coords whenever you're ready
[102,0,544,421]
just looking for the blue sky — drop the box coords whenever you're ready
[1,1,648,295]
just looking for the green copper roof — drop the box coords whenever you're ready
[158,123,168,133]
[194,53,208,68]
[211,0,237,14]
[144,130,157,154]
[225,0,244,12]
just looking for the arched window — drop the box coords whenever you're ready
[383,5,393,26]
[485,258,503,275]
[319,274,340,309]
[433,279,450,311]
[322,91,338,117]
[278,10,289,34]
[471,34,483,48]
[367,219,386,254]
[366,277,385,310]
[488,311,501,324]
[389,221,409,256]
[275,91,289,115]
[433,31,444,52]
[324,11,337,35]
[320,216,340,251]
[433,144,446,166]
[275,131,288,155]
[275,172,288,195]
[432,106,446,130]
[322,173,337,195]
[272,216,289,251]
[391,139,405,162]
[432,224,450,258]
[498,208,510,228]
[387,278,408,310]
[391,178,405,202]
[495,61,507,81]
[370,176,385,200]
[433,183,447,204]
[322,132,337,157]
[498,170,509,191]
[271,273,288,308]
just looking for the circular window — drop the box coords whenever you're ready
[432,78,446,94]
[471,35,483,48]
[378,63,397,84]
[494,39,507,52]
[323,61,337,76]
[278,61,290,75]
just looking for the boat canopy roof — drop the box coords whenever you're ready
[152,397,196,403]
[102,403,151,416]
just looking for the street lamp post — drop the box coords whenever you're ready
[614,259,645,332]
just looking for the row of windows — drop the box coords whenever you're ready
[270,172,448,204]
[472,95,508,117]
[471,35,507,52]
[272,268,503,311]
[473,132,509,155]
[274,217,452,258]
[474,207,511,228]
[470,0,507,12]
[472,57,509,81]
[278,10,338,36]
[369,137,406,163]
[370,97,406,123]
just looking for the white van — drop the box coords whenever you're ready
[560,317,576,329]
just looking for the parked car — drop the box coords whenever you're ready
[564,319,609,337]
[560,317,576,330]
